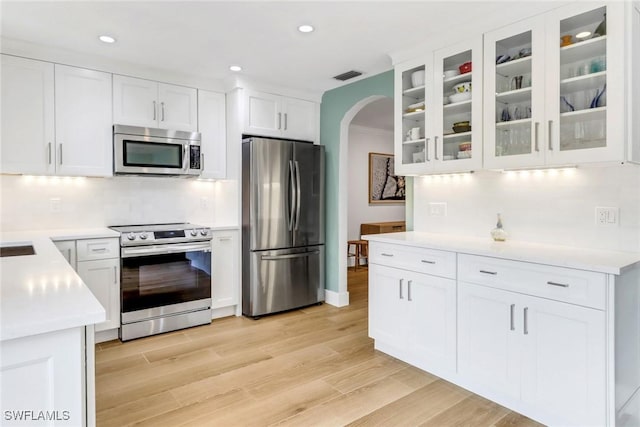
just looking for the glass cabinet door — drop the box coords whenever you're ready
[546,3,624,165]
[484,17,546,169]
[399,63,429,170]
[433,38,483,172]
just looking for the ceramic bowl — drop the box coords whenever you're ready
[443,69,460,79]
[459,62,472,74]
[413,151,425,163]
[448,92,471,103]
[453,123,472,133]
[457,150,472,159]
[458,141,472,151]
[410,70,425,88]
[453,81,472,93]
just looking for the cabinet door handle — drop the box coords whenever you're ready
[523,307,529,335]
[407,280,412,301]
[153,101,157,120]
[201,153,204,172]
[48,142,52,165]
[113,266,117,284]
[161,102,165,121]
[434,136,439,160]
[59,144,63,165]
[278,112,282,130]
[381,253,394,257]
[479,270,497,275]
[425,138,430,162]
[548,120,553,151]
[534,122,540,152]
[399,279,403,300]
[284,113,288,130]
[510,304,515,331]
[421,260,435,264]
[547,281,569,288]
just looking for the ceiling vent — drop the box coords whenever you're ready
[333,70,363,81]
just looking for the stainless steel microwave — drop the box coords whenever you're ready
[113,125,202,176]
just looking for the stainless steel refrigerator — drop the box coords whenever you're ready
[242,137,325,318]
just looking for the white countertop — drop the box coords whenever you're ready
[0,229,112,342]
[364,231,640,275]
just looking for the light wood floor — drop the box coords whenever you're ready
[95,267,543,427]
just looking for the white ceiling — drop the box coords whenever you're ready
[0,1,559,95]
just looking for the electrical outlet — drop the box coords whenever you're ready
[595,206,619,226]
[200,197,209,209]
[428,202,447,217]
[50,197,61,213]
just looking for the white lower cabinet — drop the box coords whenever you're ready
[369,263,456,374]
[77,259,120,332]
[458,281,606,425]
[210,230,239,310]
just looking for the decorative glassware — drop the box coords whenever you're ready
[491,213,508,242]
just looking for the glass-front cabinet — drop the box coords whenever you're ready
[395,38,482,175]
[484,2,624,169]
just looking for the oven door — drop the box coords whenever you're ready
[120,242,212,322]
[114,133,200,175]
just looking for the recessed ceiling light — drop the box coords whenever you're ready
[575,31,591,39]
[99,35,116,44]
[229,65,242,72]
[298,24,314,33]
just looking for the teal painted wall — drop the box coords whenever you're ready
[320,70,413,292]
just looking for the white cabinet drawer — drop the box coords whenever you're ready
[458,254,606,310]
[76,238,119,261]
[369,242,456,279]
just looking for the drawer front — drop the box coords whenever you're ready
[77,238,119,261]
[370,242,456,279]
[458,254,606,310]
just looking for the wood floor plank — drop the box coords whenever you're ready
[323,352,407,394]
[493,411,545,427]
[419,393,511,427]
[95,391,180,427]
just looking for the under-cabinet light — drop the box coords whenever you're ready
[99,35,116,44]
[229,65,242,72]
[298,24,315,33]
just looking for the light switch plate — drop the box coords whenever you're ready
[595,206,619,226]
[50,197,61,213]
[429,202,447,217]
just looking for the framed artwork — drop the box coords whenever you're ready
[368,152,405,204]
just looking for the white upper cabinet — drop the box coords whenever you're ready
[395,37,483,175]
[113,75,197,132]
[1,55,55,175]
[244,89,318,142]
[55,64,113,177]
[198,90,227,179]
[1,55,112,177]
[484,2,625,169]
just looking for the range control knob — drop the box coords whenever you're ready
[199,229,209,236]
[126,232,136,241]
[189,229,198,237]
[139,232,148,240]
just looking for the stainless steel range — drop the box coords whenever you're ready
[109,223,212,341]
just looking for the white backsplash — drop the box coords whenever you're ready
[0,175,239,231]
[412,165,640,253]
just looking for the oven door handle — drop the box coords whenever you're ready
[121,242,211,258]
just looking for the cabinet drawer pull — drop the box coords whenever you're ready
[547,281,569,288]
[523,307,529,335]
[91,247,108,253]
[479,270,497,275]
[381,253,394,257]
[219,237,232,241]
[510,304,515,331]
[407,280,412,302]
[421,260,435,264]
[399,279,403,300]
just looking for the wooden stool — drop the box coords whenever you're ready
[347,240,368,271]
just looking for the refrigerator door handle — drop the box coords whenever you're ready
[294,160,301,231]
[261,250,320,261]
[288,160,296,231]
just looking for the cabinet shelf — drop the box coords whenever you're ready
[496,118,532,127]
[560,71,606,93]
[560,35,607,64]
[403,110,426,120]
[402,138,426,145]
[443,99,472,114]
[496,56,532,76]
[560,106,606,124]
[443,131,472,140]
[496,87,532,104]
[403,85,425,98]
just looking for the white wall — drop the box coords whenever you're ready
[347,125,405,241]
[413,165,640,253]
[0,175,238,231]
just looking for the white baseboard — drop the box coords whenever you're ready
[325,289,350,307]
[212,305,237,320]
